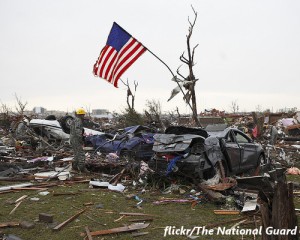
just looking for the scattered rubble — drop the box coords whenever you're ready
[0,112,300,239]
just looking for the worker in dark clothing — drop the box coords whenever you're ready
[70,108,88,173]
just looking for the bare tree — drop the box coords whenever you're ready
[230,100,239,113]
[121,79,138,111]
[14,93,27,116]
[0,101,11,116]
[167,107,181,125]
[145,99,165,130]
[255,104,262,113]
[0,101,12,130]
[172,6,201,127]
[85,104,92,119]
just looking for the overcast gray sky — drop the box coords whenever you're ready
[1,0,299,114]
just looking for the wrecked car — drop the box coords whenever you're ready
[149,126,266,181]
[28,115,104,145]
[85,125,156,160]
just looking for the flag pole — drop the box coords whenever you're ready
[146,48,201,127]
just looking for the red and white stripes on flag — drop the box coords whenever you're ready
[93,23,147,88]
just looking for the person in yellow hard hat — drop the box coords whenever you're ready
[70,108,88,173]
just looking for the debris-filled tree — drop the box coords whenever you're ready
[172,6,201,127]
[144,99,165,131]
[120,79,144,127]
[121,79,138,111]
[0,101,12,131]
[14,93,27,116]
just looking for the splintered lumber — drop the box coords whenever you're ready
[9,201,23,215]
[15,195,28,203]
[85,226,93,240]
[119,212,156,217]
[12,187,48,191]
[0,190,18,194]
[128,218,154,222]
[114,215,125,222]
[89,223,150,236]
[213,210,240,215]
[72,205,106,226]
[109,168,126,185]
[0,183,33,192]
[53,192,79,196]
[0,222,20,228]
[131,232,149,237]
[53,208,86,231]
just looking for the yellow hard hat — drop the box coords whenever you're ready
[75,108,86,115]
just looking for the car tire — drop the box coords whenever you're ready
[60,115,74,134]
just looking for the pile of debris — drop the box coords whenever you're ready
[0,113,300,239]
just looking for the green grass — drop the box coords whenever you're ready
[0,175,299,240]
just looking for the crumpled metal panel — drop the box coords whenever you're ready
[153,134,205,152]
[204,136,223,165]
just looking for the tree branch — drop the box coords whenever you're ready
[191,44,199,64]
[176,66,187,80]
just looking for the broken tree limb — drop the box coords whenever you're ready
[89,223,150,236]
[198,184,224,201]
[53,208,86,231]
[114,215,125,222]
[109,168,126,185]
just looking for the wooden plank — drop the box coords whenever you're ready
[119,212,156,217]
[90,223,150,236]
[12,187,48,191]
[213,210,240,215]
[128,218,153,222]
[9,201,22,215]
[15,195,27,203]
[0,222,20,228]
[53,208,86,231]
[0,183,33,192]
[132,232,149,237]
[85,226,93,240]
[53,192,79,196]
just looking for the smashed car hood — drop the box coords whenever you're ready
[153,134,205,152]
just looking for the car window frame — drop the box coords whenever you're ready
[232,130,252,144]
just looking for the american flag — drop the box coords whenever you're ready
[93,22,147,87]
